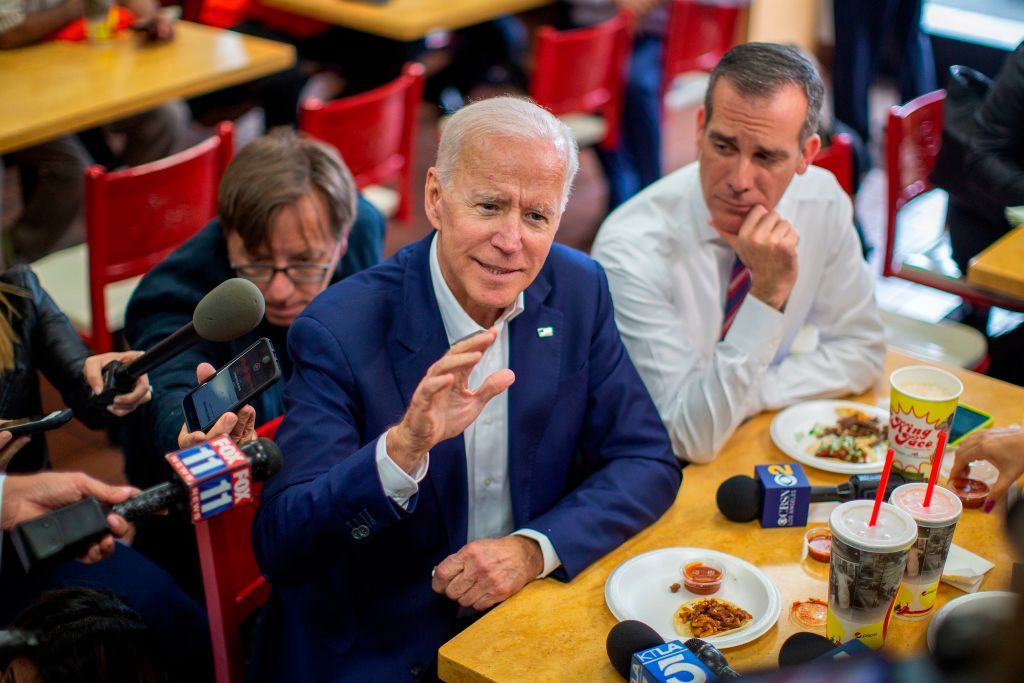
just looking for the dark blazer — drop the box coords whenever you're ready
[252,233,681,681]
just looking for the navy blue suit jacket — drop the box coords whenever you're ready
[252,234,681,681]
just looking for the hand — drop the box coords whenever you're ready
[713,205,799,311]
[122,0,174,40]
[84,350,152,417]
[0,471,137,562]
[950,427,1024,508]
[387,329,515,474]
[177,362,257,449]
[613,0,662,21]
[0,429,31,471]
[431,536,544,611]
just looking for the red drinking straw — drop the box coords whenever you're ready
[869,448,895,527]
[923,430,948,508]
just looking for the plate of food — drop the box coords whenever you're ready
[770,400,888,474]
[604,547,781,649]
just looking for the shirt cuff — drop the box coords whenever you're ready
[375,430,428,510]
[723,294,785,366]
[512,528,562,578]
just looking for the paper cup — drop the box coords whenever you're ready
[889,366,963,482]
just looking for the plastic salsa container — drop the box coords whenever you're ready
[948,477,990,509]
[804,527,832,563]
[682,559,725,595]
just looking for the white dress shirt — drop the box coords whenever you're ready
[592,162,885,464]
[373,235,562,577]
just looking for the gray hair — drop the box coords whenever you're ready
[435,96,580,211]
[705,42,825,143]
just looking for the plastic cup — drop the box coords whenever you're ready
[889,483,963,620]
[83,0,115,42]
[889,366,963,482]
[826,500,918,649]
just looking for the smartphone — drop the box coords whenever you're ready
[182,338,281,434]
[949,403,994,446]
[0,409,74,438]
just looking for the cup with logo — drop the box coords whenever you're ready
[889,483,962,620]
[889,366,963,482]
[83,0,116,42]
[826,500,918,649]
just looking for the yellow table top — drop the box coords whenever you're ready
[256,0,553,42]
[0,22,295,154]
[438,349,1023,681]
[967,224,1024,300]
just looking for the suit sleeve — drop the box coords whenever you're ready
[523,264,682,580]
[252,315,407,586]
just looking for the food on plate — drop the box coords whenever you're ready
[805,407,887,463]
[673,597,753,638]
[790,598,827,627]
[682,560,725,595]
[669,582,681,593]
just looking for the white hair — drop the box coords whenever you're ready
[435,96,580,211]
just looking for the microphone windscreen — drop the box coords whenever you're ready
[607,620,664,679]
[193,278,266,341]
[778,631,835,668]
[247,437,284,480]
[716,475,762,522]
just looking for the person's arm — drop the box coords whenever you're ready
[965,42,1024,207]
[0,0,80,48]
[755,198,885,410]
[951,427,1024,509]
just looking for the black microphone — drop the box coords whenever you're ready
[716,471,907,523]
[607,620,663,679]
[684,638,742,680]
[778,632,835,667]
[92,278,265,406]
[9,437,282,572]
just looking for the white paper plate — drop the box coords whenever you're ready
[770,400,888,474]
[926,591,1018,653]
[605,547,781,649]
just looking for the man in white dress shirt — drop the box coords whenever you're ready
[592,42,885,464]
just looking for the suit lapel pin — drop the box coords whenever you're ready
[537,326,554,338]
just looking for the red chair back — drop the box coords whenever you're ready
[529,11,632,150]
[196,415,281,683]
[84,122,233,351]
[300,62,426,221]
[662,0,741,99]
[812,132,855,196]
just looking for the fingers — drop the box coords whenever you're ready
[432,553,464,594]
[0,435,31,471]
[78,476,138,507]
[195,362,217,384]
[83,356,106,394]
[474,369,516,405]
[206,411,239,439]
[107,513,131,538]
[108,376,152,417]
[233,405,257,444]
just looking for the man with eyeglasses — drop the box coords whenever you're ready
[120,129,385,595]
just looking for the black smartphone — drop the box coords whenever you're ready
[182,338,281,434]
[948,403,994,446]
[1,409,74,438]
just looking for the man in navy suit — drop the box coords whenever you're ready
[252,96,682,681]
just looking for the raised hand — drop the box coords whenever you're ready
[387,329,515,474]
[713,204,799,311]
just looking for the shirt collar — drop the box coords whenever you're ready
[429,233,525,345]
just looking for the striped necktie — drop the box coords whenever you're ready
[720,256,751,340]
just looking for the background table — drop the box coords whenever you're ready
[0,21,295,154]
[967,224,1024,300]
[256,0,553,42]
[438,350,1022,680]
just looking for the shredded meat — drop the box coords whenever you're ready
[677,599,752,638]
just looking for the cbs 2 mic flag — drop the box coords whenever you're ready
[165,435,254,522]
[755,463,811,528]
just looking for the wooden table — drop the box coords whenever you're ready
[439,350,1023,680]
[968,224,1024,300]
[0,21,295,154]
[256,0,553,42]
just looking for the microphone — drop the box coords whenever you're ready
[606,620,737,681]
[777,631,873,668]
[92,278,265,406]
[716,467,907,526]
[9,436,282,572]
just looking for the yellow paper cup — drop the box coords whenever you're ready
[889,366,963,482]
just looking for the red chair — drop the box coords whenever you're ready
[811,132,855,196]
[661,0,741,104]
[884,90,1024,312]
[33,123,234,352]
[196,415,281,683]
[529,11,633,150]
[300,62,426,222]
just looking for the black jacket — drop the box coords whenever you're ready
[0,266,113,472]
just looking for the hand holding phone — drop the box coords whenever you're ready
[0,409,75,439]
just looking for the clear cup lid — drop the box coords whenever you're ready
[829,500,918,552]
[889,483,963,524]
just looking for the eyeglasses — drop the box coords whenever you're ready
[230,262,332,284]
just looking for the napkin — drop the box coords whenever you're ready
[942,543,995,593]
